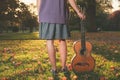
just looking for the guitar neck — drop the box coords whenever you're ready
[81,20,86,50]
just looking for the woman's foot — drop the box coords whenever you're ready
[61,66,69,74]
[51,69,58,76]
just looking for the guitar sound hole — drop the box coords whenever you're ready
[80,48,86,55]
[75,62,89,67]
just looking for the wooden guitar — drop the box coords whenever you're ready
[71,10,95,73]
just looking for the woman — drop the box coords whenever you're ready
[37,0,85,75]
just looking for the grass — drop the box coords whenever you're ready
[0,32,39,40]
[0,31,120,80]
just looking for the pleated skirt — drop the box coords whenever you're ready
[39,23,70,40]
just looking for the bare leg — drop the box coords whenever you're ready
[47,40,56,71]
[59,40,67,69]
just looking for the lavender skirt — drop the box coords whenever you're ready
[39,23,70,40]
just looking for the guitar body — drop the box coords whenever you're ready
[71,41,95,73]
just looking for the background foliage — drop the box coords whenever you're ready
[0,0,120,33]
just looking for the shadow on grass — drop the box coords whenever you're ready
[74,71,101,80]
[1,66,102,80]
[64,71,71,80]
[93,44,120,62]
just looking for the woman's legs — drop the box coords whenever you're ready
[47,39,67,71]
[59,40,67,70]
[47,40,56,71]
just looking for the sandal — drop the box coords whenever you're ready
[61,67,69,74]
[51,69,58,76]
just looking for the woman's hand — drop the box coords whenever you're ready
[77,12,86,20]
[68,0,86,20]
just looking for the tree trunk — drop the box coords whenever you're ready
[86,0,97,32]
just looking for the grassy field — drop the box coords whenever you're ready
[0,32,39,40]
[0,31,120,80]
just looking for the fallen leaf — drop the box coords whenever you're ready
[100,76,106,80]
[48,77,54,80]
[110,65,115,71]
[1,77,8,80]
[15,62,22,67]
[67,64,72,71]
[73,75,78,80]
[3,48,7,53]
[61,76,67,80]
[38,61,41,64]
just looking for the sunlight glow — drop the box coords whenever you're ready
[112,0,120,11]
[20,0,37,15]
[20,0,120,13]
[20,0,36,5]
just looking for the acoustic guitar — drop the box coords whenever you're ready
[71,8,95,73]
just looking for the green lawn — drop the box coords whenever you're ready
[0,31,120,80]
[0,32,39,40]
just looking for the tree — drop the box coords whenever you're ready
[68,0,96,32]
[96,0,120,31]
[18,2,38,33]
[108,10,120,31]
[81,0,112,32]
[74,0,96,32]
[69,0,115,32]
[0,0,20,32]
[96,0,111,31]
[22,16,38,33]
[0,0,38,33]
[86,0,96,32]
